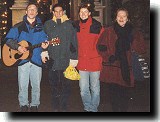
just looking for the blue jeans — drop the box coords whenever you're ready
[18,62,42,107]
[79,70,100,112]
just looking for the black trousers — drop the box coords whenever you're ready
[108,83,131,112]
[49,69,71,111]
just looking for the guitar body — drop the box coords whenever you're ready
[2,38,60,66]
[2,40,30,66]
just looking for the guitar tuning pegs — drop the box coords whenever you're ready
[51,43,54,46]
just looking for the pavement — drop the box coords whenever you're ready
[0,60,150,112]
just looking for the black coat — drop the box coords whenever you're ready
[44,19,78,70]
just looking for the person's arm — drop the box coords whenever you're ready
[40,30,49,49]
[97,28,108,56]
[97,27,107,52]
[41,22,50,63]
[69,25,78,67]
[5,27,27,53]
[5,28,20,50]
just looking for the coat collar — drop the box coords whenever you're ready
[79,16,92,27]
[52,14,69,23]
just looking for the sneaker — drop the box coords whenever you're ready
[84,110,89,112]
[20,105,28,112]
[83,110,93,112]
[30,106,38,112]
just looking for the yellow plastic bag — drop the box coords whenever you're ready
[63,65,80,80]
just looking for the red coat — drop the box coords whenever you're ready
[75,17,104,71]
[97,26,146,87]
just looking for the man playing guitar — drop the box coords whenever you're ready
[3,3,49,112]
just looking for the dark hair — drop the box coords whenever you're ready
[26,2,39,11]
[114,8,130,20]
[78,2,94,13]
[52,3,64,11]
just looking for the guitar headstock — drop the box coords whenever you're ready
[49,37,60,46]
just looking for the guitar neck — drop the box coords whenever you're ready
[26,43,42,50]
[26,38,60,50]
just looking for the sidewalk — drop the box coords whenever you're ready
[0,60,150,112]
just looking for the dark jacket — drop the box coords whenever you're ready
[73,17,104,71]
[4,15,48,66]
[97,25,146,87]
[44,18,78,70]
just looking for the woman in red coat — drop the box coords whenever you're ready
[97,8,146,112]
[73,3,104,112]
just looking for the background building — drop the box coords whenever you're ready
[0,0,150,59]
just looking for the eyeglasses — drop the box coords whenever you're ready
[27,9,37,12]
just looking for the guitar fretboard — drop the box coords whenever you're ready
[26,43,42,50]
[26,38,60,50]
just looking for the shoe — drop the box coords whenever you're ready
[30,106,38,112]
[84,110,94,112]
[20,105,28,112]
[84,110,89,112]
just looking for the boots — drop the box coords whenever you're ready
[30,106,38,112]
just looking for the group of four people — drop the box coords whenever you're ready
[4,2,146,112]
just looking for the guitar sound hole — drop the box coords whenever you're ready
[14,53,23,59]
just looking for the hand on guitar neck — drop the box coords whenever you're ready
[41,41,49,49]
[41,37,60,49]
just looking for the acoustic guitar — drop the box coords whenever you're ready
[2,38,60,66]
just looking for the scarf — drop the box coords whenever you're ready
[113,22,133,85]
[80,18,89,23]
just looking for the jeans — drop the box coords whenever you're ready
[79,70,100,112]
[18,62,42,107]
[49,70,71,111]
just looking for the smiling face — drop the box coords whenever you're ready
[53,6,64,19]
[116,10,128,27]
[26,4,38,22]
[79,8,91,20]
